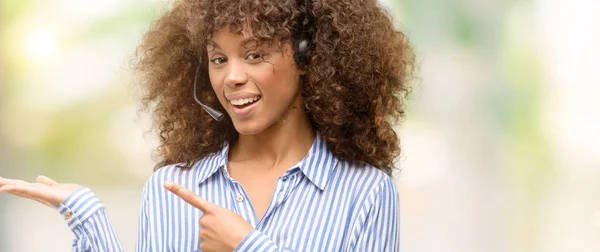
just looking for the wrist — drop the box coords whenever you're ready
[55,187,103,229]
[230,226,254,250]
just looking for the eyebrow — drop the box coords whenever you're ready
[206,40,220,49]
[207,38,259,50]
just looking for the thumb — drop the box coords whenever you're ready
[36,175,58,186]
[164,181,216,213]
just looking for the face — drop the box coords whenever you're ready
[207,27,305,135]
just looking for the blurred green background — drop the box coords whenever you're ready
[1,0,599,251]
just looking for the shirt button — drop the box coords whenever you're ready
[277,193,284,202]
[64,212,72,220]
[282,176,288,181]
[236,195,244,202]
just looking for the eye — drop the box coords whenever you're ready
[246,52,263,62]
[210,57,227,65]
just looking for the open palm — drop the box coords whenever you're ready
[0,175,81,208]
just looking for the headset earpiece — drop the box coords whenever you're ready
[294,0,313,68]
[294,38,310,67]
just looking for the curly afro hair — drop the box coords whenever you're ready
[134,0,414,176]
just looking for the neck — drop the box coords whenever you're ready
[229,97,316,171]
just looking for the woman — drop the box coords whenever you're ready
[0,0,413,251]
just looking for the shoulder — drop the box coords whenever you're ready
[141,152,223,196]
[331,159,399,205]
[143,163,185,187]
[333,159,397,189]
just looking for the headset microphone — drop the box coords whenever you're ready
[193,65,225,121]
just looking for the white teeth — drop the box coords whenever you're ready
[230,96,260,106]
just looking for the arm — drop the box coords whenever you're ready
[0,176,124,252]
[232,230,294,252]
[351,177,401,251]
[135,182,152,251]
[57,187,123,252]
[164,182,292,252]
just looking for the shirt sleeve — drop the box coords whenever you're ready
[135,181,152,251]
[233,230,294,252]
[56,187,123,252]
[351,177,401,251]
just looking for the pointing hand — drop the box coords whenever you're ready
[164,181,253,252]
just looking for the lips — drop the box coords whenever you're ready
[229,96,261,106]
[226,93,262,117]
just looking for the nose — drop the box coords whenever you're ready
[224,59,248,87]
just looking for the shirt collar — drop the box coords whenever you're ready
[195,142,229,186]
[196,132,339,190]
[294,133,339,190]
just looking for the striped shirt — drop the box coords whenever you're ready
[56,134,400,251]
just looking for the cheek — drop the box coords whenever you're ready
[208,71,225,102]
[254,64,298,94]
[208,71,218,91]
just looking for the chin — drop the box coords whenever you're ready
[231,119,269,136]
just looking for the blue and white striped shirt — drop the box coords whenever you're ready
[56,134,400,251]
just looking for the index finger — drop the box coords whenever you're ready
[164,181,213,213]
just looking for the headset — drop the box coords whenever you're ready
[293,0,314,68]
[194,0,314,121]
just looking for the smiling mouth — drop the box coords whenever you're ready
[229,96,261,109]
